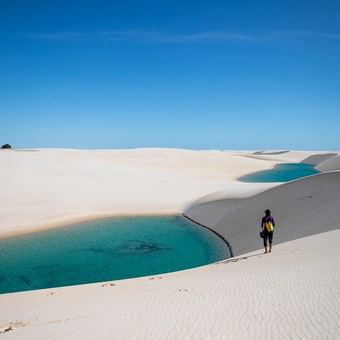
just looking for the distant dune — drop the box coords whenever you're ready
[316,155,340,172]
[253,150,290,155]
[300,153,338,165]
[184,171,340,256]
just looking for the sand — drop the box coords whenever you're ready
[0,148,339,339]
[184,171,340,256]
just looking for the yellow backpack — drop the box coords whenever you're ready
[265,221,274,232]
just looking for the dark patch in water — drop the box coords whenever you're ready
[116,240,171,254]
[19,275,31,286]
[88,241,171,256]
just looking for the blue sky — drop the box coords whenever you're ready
[1,1,339,150]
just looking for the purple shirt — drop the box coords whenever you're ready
[261,216,275,232]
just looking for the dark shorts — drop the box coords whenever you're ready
[263,231,273,246]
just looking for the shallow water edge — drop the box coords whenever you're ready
[183,213,233,257]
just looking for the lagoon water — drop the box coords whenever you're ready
[0,216,230,294]
[237,163,320,183]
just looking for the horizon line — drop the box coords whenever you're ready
[26,30,340,43]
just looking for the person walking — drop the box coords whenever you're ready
[261,209,275,253]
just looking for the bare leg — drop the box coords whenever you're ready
[269,244,272,252]
[264,246,268,253]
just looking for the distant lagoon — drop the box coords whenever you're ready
[0,216,230,294]
[237,163,320,183]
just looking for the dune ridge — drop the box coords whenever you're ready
[316,155,340,172]
[300,152,338,165]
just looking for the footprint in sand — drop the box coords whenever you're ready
[0,322,30,334]
[216,260,228,265]
[218,258,244,264]
[101,283,115,287]
[47,292,58,296]
[149,276,162,280]
[217,257,249,265]
[179,288,192,292]
[0,325,12,333]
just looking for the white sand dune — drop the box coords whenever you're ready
[300,152,338,165]
[0,148,284,238]
[316,154,340,172]
[0,148,339,339]
[230,149,337,164]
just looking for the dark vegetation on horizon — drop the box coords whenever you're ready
[1,144,12,149]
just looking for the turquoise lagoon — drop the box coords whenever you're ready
[0,216,230,294]
[237,163,320,183]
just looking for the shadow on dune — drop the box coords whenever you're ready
[316,155,340,172]
[300,153,338,165]
[184,171,340,257]
[253,151,289,155]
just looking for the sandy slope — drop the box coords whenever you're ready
[0,148,340,339]
[316,155,340,172]
[184,171,340,256]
